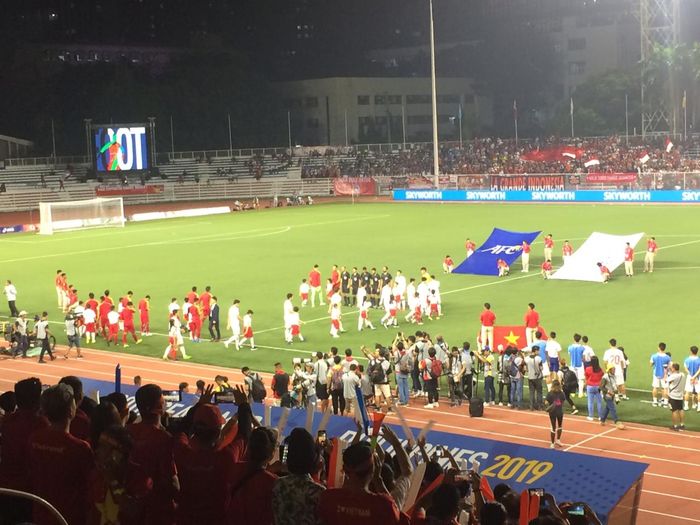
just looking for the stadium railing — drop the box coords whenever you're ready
[0,488,68,525]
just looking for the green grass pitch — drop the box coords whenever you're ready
[3,202,700,429]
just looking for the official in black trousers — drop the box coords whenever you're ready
[209,297,221,341]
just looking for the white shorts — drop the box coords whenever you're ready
[542,360,550,376]
[615,370,625,385]
[374,383,392,401]
[574,366,585,380]
[651,376,667,389]
[685,377,699,394]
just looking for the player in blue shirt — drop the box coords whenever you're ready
[684,345,700,411]
[650,342,672,407]
[532,330,549,376]
[567,333,586,397]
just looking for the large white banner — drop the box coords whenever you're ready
[550,232,645,282]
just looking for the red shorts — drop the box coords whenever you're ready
[394,295,401,302]
[414,307,421,316]
[85,322,96,332]
[361,311,367,319]
[243,327,253,338]
[202,307,210,318]
[124,323,135,332]
[169,336,176,345]
[300,293,309,301]
[139,313,149,323]
[291,325,300,336]
[430,304,438,314]
[331,319,340,330]
[390,309,397,317]
[108,325,119,336]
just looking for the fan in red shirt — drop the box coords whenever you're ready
[98,296,112,338]
[29,384,95,525]
[59,376,91,443]
[174,403,239,525]
[200,286,213,318]
[318,441,401,525]
[125,385,178,525]
[187,286,199,305]
[479,303,496,349]
[0,378,49,503]
[138,295,151,336]
[541,260,553,279]
[597,262,611,283]
[120,302,142,347]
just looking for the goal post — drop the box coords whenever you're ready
[39,197,125,235]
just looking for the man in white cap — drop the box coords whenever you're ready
[13,310,29,358]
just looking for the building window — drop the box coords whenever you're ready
[387,95,402,105]
[567,38,586,51]
[406,95,431,104]
[568,61,586,75]
[304,97,318,108]
[374,95,386,105]
[357,95,370,105]
[437,94,459,104]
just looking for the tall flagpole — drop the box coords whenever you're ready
[429,0,440,188]
[625,93,629,145]
[344,109,348,147]
[227,113,233,156]
[570,97,574,138]
[401,102,406,148]
[169,115,175,154]
[684,90,688,141]
[513,100,518,146]
[287,111,292,150]
[458,104,463,148]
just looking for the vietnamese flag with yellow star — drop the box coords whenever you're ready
[478,325,547,351]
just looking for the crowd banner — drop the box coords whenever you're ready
[519,146,583,162]
[77,377,646,524]
[585,173,637,184]
[393,189,700,203]
[490,175,565,191]
[95,184,165,197]
[333,177,376,196]
[452,228,541,276]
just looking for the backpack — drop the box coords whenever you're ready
[430,359,443,379]
[250,374,267,403]
[369,360,387,384]
[398,353,412,375]
[509,356,522,378]
[562,368,578,392]
[330,368,344,391]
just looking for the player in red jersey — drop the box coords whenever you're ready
[188,300,203,342]
[186,286,198,305]
[98,296,112,338]
[59,274,69,312]
[497,258,510,277]
[562,240,574,263]
[521,241,531,272]
[54,269,64,307]
[103,290,114,306]
[330,264,340,290]
[624,242,635,277]
[66,286,79,312]
[138,295,151,336]
[644,236,657,273]
[442,255,454,273]
[309,264,324,307]
[199,286,212,319]
[480,303,496,349]
[84,292,98,314]
[465,238,476,258]
[120,301,141,347]
[597,262,611,283]
[541,259,553,279]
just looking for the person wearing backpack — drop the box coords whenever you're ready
[509,348,525,410]
[524,346,544,410]
[270,362,290,407]
[497,347,512,407]
[327,355,346,415]
[242,367,267,404]
[559,359,580,415]
[366,347,394,411]
[422,347,442,408]
[448,346,466,407]
[393,340,412,406]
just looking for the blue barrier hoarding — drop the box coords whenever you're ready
[80,377,646,523]
[393,188,700,203]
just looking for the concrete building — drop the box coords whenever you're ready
[275,76,490,146]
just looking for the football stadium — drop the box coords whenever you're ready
[1,1,700,525]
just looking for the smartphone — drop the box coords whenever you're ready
[279,444,289,463]
[162,390,182,404]
[567,504,585,516]
[528,488,545,497]
[434,445,444,458]
[213,392,236,404]
[470,459,481,474]
[317,430,327,444]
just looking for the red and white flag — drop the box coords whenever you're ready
[584,158,600,168]
[562,151,577,159]
[665,138,674,153]
[639,152,650,164]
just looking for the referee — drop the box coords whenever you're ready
[668,362,686,431]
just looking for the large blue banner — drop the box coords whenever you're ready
[80,377,646,523]
[453,228,540,276]
[393,188,700,203]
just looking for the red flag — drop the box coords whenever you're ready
[639,152,650,164]
[369,411,386,437]
[326,438,344,488]
[480,476,495,502]
[519,490,541,525]
[665,138,674,153]
[584,158,600,168]
[478,325,547,351]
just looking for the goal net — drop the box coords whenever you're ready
[39,197,125,235]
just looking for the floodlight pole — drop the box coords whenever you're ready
[625,93,629,145]
[344,109,349,147]
[287,111,292,151]
[50,119,57,162]
[227,113,233,156]
[169,115,175,155]
[429,0,440,188]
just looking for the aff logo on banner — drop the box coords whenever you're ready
[95,126,149,172]
[453,228,541,276]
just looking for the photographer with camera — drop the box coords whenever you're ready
[392,333,413,406]
[365,345,394,411]
[12,310,29,359]
[600,364,625,429]
[496,345,512,407]
[447,346,466,407]
[460,342,475,400]
[475,346,496,405]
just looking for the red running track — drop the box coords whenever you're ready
[0,348,698,525]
